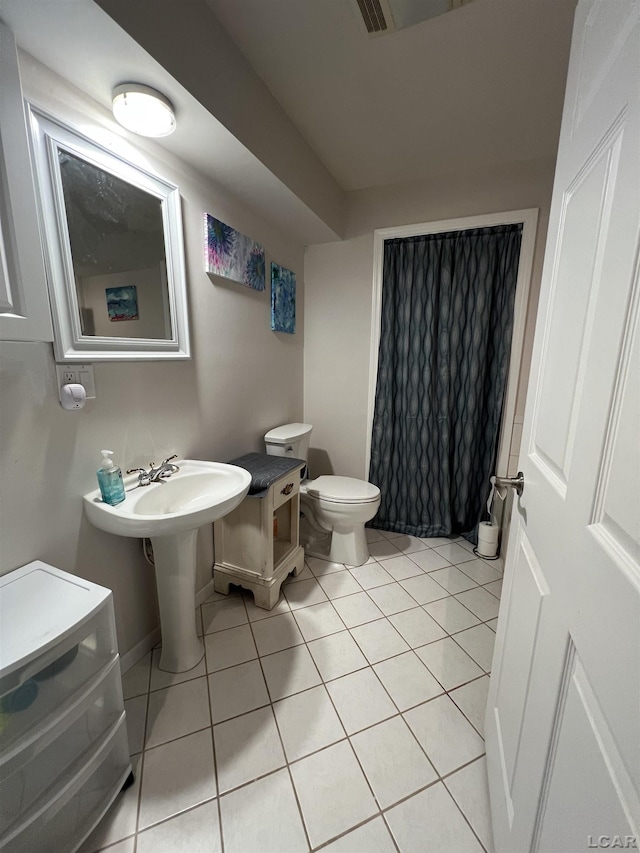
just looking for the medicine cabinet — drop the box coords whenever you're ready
[0,24,53,343]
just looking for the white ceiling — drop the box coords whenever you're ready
[0,0,577,242]
[206,0,577,190]
[0,0,343,244]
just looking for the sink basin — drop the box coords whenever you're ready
[83,459,251,673]
[84,460,251,538]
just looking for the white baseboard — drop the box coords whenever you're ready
[195,578,214,607]
[120,577,214,673]
[120,626,161,674]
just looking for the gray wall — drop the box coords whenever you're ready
[0,57,305,656]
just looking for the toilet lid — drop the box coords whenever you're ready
[306,476,380,504]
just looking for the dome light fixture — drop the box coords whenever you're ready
[112,83,176,137]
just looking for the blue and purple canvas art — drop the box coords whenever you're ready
[271,263,296,334]
[106,285,138,321]
[204,213,265,290]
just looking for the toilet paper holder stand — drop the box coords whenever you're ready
[493,472,525,497]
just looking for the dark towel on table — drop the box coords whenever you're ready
[228,452,306,498]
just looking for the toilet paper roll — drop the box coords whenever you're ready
[477,521,499,558]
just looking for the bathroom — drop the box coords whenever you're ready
[2,0,638,851]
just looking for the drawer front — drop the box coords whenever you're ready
[2,716,130,853]
[0,658,125,831]
[0,607,117,758]
[272,471,300,511]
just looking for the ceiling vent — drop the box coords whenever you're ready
[351,0,476,37]
[354,0,393,34]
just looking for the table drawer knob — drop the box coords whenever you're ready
[281,483,294,496]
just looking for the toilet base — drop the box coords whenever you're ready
[301,517,370,567]
[329,525,370,567]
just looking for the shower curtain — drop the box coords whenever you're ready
[368,223,523,542]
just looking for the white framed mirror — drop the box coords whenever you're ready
[28,107,190,361]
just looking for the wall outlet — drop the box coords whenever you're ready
[56,364,96,399]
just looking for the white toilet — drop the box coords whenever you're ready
[264,423,381,567]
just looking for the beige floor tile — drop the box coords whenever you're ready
[321,817,396,853]
[290,740,377,848]
[367,582,419,616]
[138,729,216,829]
[145,677,211,749]
[455,587,501,622]
[350,619,410,664]
[331,592,384,628]
[261,644,322,701]
[308,630,369,681]
[136,799,221,853]
[404,695,484,776]
[204,624,257,673]
[449,675,491,736]
[209,658,270,723]
[201,597,248,634]
[349,563,395,589]
[273,684,345,760]
[374,651,444,711]
[214,706,286,793]
[351,715,437,808]
[326,667,396,734]
[220,768,308,853]
[251,611,304,656]
[423,595,480,634]
[284,577,329,610]
[292,601,346,641]
[415,637,484,690]
[385,782,483,853]
[453,624,497,672]
[445,757,495,852]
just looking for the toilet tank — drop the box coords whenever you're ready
[264,423,312,461]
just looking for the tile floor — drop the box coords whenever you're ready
[81,530,503,853]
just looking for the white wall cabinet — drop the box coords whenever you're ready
[0,24,53,343]
[0,562,131,853]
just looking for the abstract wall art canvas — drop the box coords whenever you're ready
[204,213,265,290]
[271,263,296,334]
[106,285,138,321]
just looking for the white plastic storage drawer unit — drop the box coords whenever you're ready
[0,561,131,853]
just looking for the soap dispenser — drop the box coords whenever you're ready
[97,450,126,506]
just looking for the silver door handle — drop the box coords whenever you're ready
[493,472,524,496]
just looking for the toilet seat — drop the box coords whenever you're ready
[303,476,380,505]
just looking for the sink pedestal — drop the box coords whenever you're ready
[83,460,252,673]
[152,530,204,672]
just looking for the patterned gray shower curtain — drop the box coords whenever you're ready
[368,223,523,542]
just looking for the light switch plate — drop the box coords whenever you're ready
[56,363,96,399]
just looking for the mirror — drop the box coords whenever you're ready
[59,149,171,340]
[28,107,190,361]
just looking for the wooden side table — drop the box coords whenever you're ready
[213,454,305,609]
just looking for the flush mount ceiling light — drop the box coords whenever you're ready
[112,83,176,137]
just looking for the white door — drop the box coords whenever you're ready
[485,1,640,851]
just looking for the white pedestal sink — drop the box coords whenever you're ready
[83,460,251,672]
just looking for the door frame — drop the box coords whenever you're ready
[366,208,539,479]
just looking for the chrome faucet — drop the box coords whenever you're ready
[127,455,180,486]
